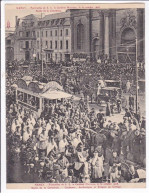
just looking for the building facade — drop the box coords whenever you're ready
[6,32,15,62]
[35,10,71,63]
[14,14,40,61]
[13,8,145,63]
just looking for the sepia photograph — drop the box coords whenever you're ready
[5,2,146,189]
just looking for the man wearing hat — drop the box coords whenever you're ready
[116,97,121,113]
[97,110,104,128]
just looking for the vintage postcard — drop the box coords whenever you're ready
[4,2,146,189]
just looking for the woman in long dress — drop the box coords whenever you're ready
[91,150,104,182]
[106,101,111,116]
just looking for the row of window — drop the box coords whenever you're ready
[19,40,69,50]
[19,29,69,38]
[37,40,69,50]
[18,24,84,50]
[22,21,34,28]
[19,31,36,38]
[46,53,63,61]
[37,29,69,38]
[19,41,34,49]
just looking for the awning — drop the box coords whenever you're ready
[40,90,73,100]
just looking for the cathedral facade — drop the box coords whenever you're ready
[70,8,145,63]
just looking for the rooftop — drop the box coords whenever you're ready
[40,10,70,21]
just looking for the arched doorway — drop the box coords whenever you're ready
[118,27,136,63]
[92,38,99,60]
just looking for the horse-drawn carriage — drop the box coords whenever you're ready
[97,79,127,112]
[97,87,127,112]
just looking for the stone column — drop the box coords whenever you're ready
[89,10,92,59]
[137,8,144,60]
[70,16,74,53]
[99,11,104,55]
[104,11,110,57]
[109,10,116,58]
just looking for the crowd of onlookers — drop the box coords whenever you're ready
[6,58,146,183]
[7,96,146,183]
[6,58,145,102]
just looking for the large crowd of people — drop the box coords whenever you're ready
[7,98,146,183]
[6,58,146,183]
[6,58,145,104]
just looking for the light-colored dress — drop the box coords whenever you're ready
[91,155,104,179]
